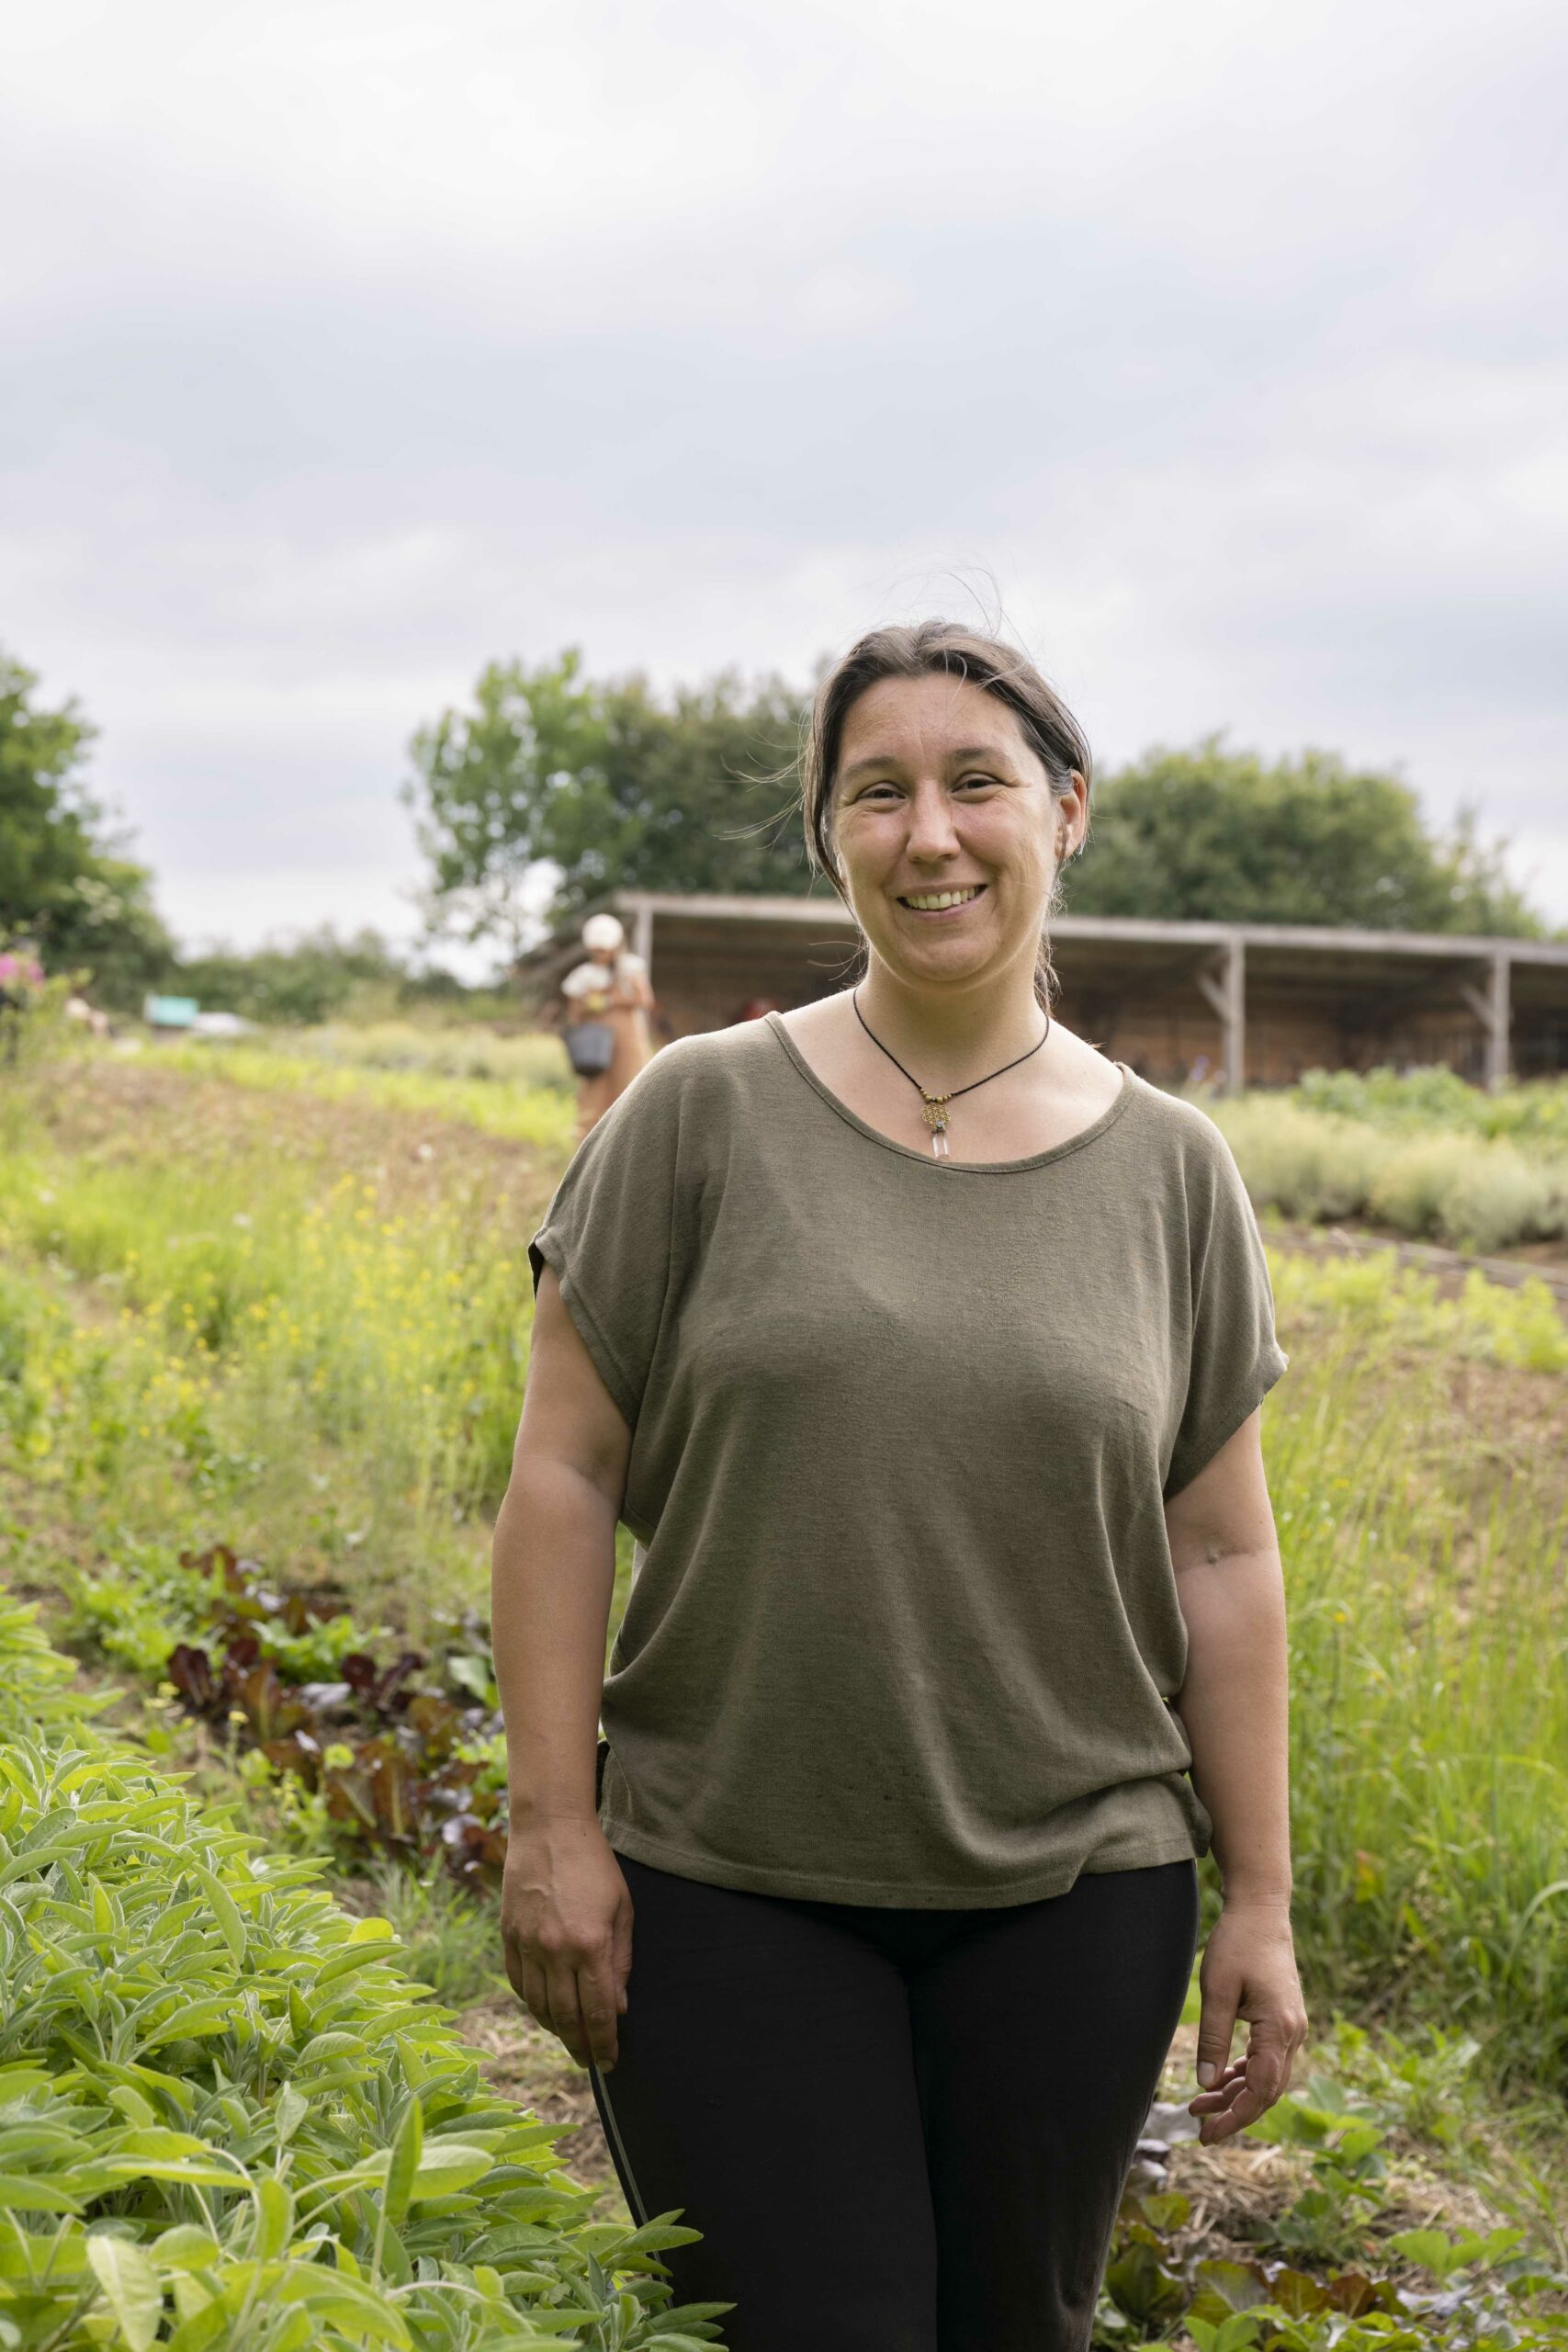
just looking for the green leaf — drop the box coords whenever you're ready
[150,2225,222,2272]
[1387,2227,1462,2277]
[409,2139,495,2199]
[1105,2240,1187,2324]
[0,2170,82,2211]
[274,2082,308,2146]
[141,1996,235,2049]
[1192,2260,1271,2314]
[0,2065,51,2107]
[1268,2269,1331,2317]
[311,1934,404,1991]
[384,2093,423,2226]
[253,2175,293,2263]
[167,2294,229,2352]
[271,2263,412,2347]
[87,2233,164,2352]
[191,1861,246,1966]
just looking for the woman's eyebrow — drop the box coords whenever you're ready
[839,742,1013,785]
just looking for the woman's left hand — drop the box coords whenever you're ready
[1188,1899,1309,2145]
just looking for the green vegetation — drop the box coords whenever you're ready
[3,1050,1565,2097]
[405,653,809,948]
[406,651,1555,948]
[1210,1074,1568,1253]
[4,1044,1568,2346]
[357,1864,510,2011]
[0,1588,726,2349]
[1292,1068,1568,1151]
[1101,2012,1568,2348]
[168,933,505,1032]
[144,1036,577,1151]
[0,1066,538,1608]
[243,1025,574,1092]
[1066,741,1545,936]
[0,650,172,1007]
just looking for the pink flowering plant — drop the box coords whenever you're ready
[0,940,73,1077]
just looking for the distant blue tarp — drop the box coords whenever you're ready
[143,995,199,1029]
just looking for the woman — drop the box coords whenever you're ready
[558,910,655,1139]
[493,622,1308,2352]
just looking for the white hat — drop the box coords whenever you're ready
[581,912,625,953]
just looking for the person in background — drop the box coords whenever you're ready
[558,913,655,1141]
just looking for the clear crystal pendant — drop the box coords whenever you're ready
[922,1097,952,1159]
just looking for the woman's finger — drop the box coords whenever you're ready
[518,1953,551,2032]
[543,1957,592,2064]
[1188,2056,1247,2112]
[577,1952,623,2072]
[1199,2030,1294,2142]
[1195,1998,1238,2088]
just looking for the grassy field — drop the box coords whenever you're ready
[4,1034,1568,2328]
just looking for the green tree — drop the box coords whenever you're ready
[406,652,810,944]
[175,927,426,1026]
[1065,739,1543,936]
[0,649,173,1004]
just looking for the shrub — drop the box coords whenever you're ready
[1210,1098,1389,1223]
[0,1591,727,2350]
[1368,1135,1558,1250]
[1211,1074,1568,1251]
[1436,1144,1557,1255]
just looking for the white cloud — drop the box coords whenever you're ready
[2,0,1565,948]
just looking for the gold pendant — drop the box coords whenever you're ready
[921,1095,951,1159]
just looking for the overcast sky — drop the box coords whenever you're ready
[4,0,1565,963]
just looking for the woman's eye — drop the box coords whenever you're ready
[958,774,998,790]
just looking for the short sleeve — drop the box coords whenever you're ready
[527,1053,684,1429]
[1163,1123,1289,1500]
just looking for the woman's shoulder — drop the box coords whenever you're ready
[1119,1070,1244,1184]
[607,1020,779,1120]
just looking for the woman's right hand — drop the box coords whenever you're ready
[501,1816,634,2073]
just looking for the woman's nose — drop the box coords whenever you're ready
[905,785,960,860]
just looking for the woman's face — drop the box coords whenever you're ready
[830,673,1085,994]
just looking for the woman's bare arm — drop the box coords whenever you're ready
[1166,1410,1309,2141]
[491,1266,635,2070]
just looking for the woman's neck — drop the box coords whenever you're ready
[855,959,1046,1083]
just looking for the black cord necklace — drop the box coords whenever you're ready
[852,989,1051,1159]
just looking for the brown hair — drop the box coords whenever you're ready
[799,619,1091,996]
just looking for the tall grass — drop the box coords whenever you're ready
[249,1019,578,1091]
[1265,1264,1568,2095]
[144,1034,579,1148]
[0,1104,532,1611]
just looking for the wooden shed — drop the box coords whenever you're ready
[519,892,1568,1091]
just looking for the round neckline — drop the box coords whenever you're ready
[762,1011,1137,1174]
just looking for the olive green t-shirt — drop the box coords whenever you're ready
[528,1011,1287,1909]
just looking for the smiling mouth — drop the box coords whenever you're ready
[897,884,986,911]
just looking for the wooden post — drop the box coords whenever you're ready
[1487,951,1510,1091]
[630,899,654,984]
[1194,933,1247,1093]
[1458,953,1511,1091]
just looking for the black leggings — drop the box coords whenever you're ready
[590,1852,1199,2352]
